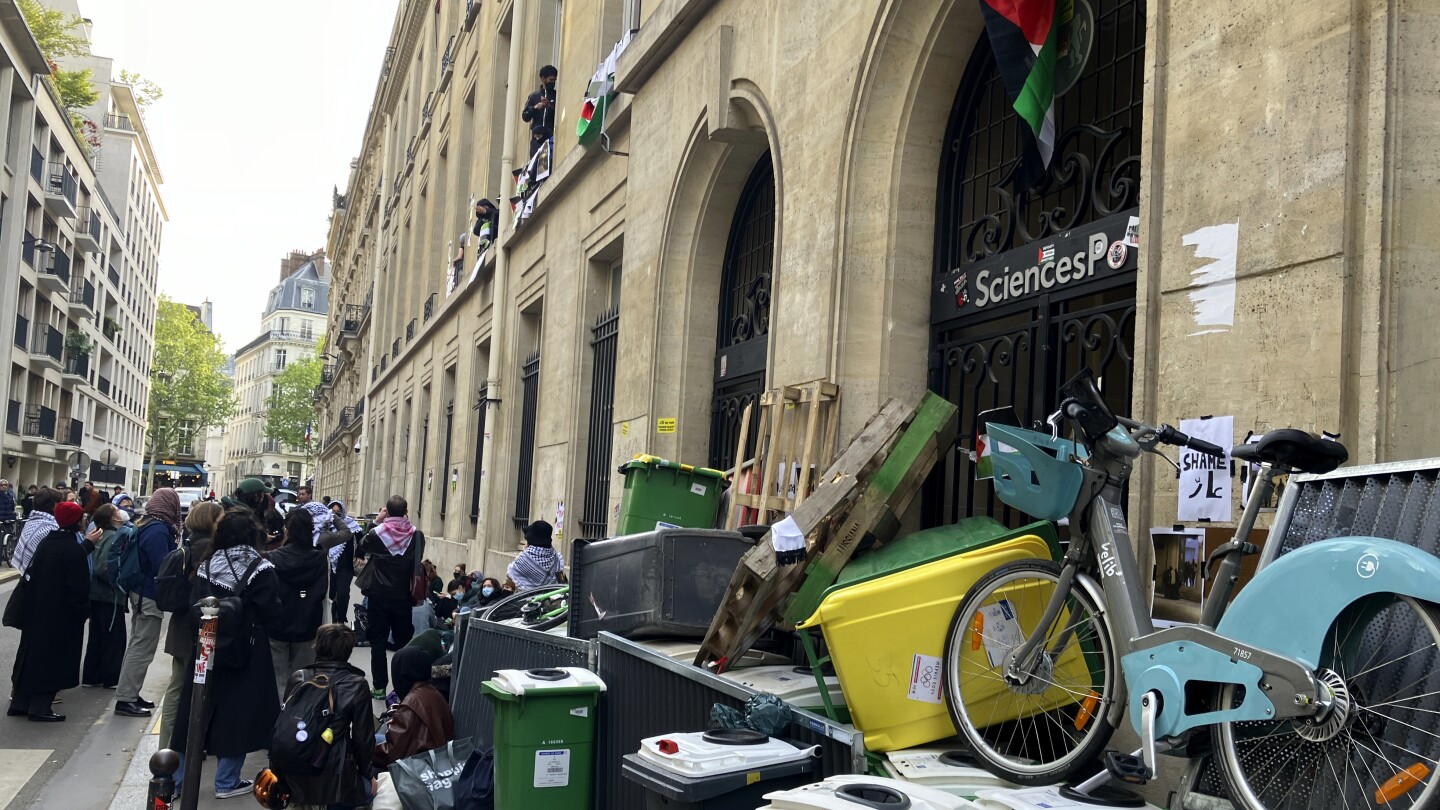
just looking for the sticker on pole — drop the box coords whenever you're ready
[193,621,217,684]
[534,749,571,788]
[907,654,944,704]
[977,599,1025,669]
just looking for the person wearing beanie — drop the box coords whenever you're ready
[223,478,285,548]
[506,520,565,590]
[8,500,90,720]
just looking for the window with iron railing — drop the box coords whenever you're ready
[512,352,541,528]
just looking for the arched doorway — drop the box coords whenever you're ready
[708,153,776,471]
[928,0,1145,526]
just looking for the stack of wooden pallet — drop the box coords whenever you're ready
[696,392,959,671]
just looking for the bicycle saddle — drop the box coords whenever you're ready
[1230,428,1347,474]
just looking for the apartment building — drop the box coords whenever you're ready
[0,1,162,494]
[223,250,329,490]
[318,0,1440,576]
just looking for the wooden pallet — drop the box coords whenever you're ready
[696,392,958,671]
[725,381,841,530]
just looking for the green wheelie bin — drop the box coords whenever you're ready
[615,454,729,535]
[481,667,607,809]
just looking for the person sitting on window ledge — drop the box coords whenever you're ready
[521,64,557,132]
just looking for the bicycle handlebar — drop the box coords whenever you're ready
[1157,424,1226,458]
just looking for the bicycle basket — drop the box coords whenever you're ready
[986,423,1087,521]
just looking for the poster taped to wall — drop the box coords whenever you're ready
[1176,415,1233,522]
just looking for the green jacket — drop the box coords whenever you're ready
[89,527,129,608]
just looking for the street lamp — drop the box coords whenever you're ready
[21,235,56,254]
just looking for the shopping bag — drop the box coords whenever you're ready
[388,737,476,810]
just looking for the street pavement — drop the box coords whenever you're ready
[0,571,382,809]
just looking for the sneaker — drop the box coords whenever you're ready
[371,688,386,700]
[215,780,253,799]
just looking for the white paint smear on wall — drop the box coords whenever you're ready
[1182,222,1239,336]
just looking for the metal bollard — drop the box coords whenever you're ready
[146,748,179,809]
[179,596,220,810]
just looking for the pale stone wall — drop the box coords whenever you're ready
[320,0,1440,573]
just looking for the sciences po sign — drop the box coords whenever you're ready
[933,209,1139,323]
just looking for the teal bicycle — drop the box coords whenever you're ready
[941,370,1440,809]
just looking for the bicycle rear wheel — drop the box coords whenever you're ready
[942,560,1118,785]
[1215,595,1440,809]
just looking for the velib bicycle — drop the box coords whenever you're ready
[0,518,20,566]
[942,370,1440,809]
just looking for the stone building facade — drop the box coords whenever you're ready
[317,0,1439,574]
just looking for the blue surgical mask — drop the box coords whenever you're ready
[481,586,495,597]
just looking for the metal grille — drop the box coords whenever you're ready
[595,634,863,810]
[450,618,594,751]
[936,0,1145,267]
[582,308,619,537]
[926,0,1144,528]
[512,352,541,528]
[439,401,454,518]
[417,415,429,518]
[470,384,490,521]
[709,154,775,471]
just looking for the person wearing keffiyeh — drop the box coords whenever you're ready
[12,487,60,576]
[327,500,362,625]
[507,520,565,590]
[356,496,424,697]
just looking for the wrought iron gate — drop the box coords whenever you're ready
[512,352,540,528]
[927,0,1145,526]
[582,307,619,537]
[708,153,775,472]
[469,383,489,521]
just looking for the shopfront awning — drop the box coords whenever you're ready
[150,462,205,476]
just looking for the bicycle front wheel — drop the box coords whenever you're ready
[1215,594,1440,810]
[943,559,1118,785]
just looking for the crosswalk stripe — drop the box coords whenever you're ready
[0,748,53,807]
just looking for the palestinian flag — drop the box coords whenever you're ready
[577,31,633,146]
[980,0,1070,180]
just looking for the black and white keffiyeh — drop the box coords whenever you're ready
[506,545,565,590]
[13,511,58,577]
[198,545,274,593]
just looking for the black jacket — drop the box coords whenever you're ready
[266,542,329,642]
[522,85,555,131]
[356,528,422,603]
[280,661,375,807]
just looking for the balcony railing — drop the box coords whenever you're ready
[102,317,119,342]
[342,303,367,335]
[98,375,110,397]
[59,417,82,446]
[5,400,19,434]
[320,363,336,385]
[13,313,27,350]
[103,113,134,131]
[69,280,95,313]
[30,324,62,364]
[23,404,56,441]
[75,206,102,249]
[405,318,416,342]
[269,329,318,343]
[440,35,456,76]
[38,250,72,288]
[391,338,400,359]
[465,0,481,28]
[107,264,120,286]
[423,293,436,322]
[47,162,78,208]
[64,352,90,379]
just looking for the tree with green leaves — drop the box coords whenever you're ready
[264,349,324,478]
[17,0,98,110]
[118,69,163,116]
[145,298,235,494]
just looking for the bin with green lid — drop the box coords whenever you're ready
[481,667,607,810]
[615,454,729,535]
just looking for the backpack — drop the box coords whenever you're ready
[153,547,191,613]
[111,524,148,596]
[91,529,120,589]
[269,672,344,777]
[196,554,265,671]
[454,747,495,810]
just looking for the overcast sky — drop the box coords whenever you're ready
[81,0,399,353]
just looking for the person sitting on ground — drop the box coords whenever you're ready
[266,509,330,700]
[372,646,454,772]
[464,576,507,611]
[507,520,565,590]
[422,559,443,596]
[278,624,374,810]
[8,501,90,721]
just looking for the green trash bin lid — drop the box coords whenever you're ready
[824,517,1061,597]
[619,454,729,482]
[482,667,608,701]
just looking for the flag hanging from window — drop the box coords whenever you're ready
[979,0,1071,184]
[577,31,634,146]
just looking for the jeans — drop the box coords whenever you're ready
[364,597,413,691]
[115,595,163,703]
[175,753,246,793]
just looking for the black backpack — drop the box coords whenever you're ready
[270,672,343,777]
[194,555,264,671]
[153,547,191,613]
